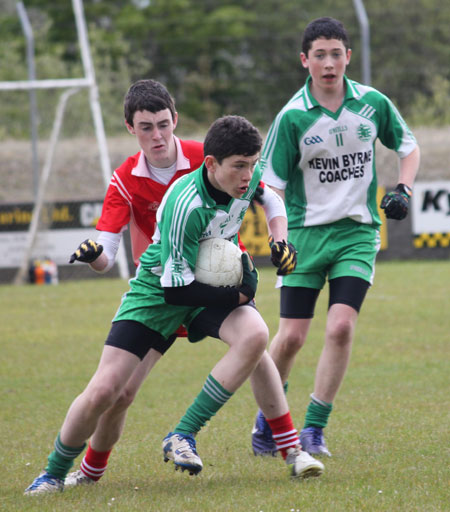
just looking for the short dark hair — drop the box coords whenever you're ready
[204,116,262,163]
[302,17,350,55]
[124,79,176,126]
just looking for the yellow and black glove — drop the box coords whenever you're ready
[268,235,297,276]
[69,239,103,264]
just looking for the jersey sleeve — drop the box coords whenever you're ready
[375,93,417,158]
[260,110,301,190]
[96,174,131,233]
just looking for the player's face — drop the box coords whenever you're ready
[300,38,351,93]
[126,108,178,167]
[206,154,259,199]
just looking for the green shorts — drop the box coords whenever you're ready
[113,266,203,340]
[281,219,380,289]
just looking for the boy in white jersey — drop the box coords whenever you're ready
[25,116,323,495]
[252,17,420,457]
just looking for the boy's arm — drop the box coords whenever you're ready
[262,185,286,241]
[68,231,122,273]
[398,146,420,188]
[260,185,297,276]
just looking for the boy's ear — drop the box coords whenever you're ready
[204,155,217,172]
[300,52,309,69]
[346,48,352,65]
[125,120,135,134]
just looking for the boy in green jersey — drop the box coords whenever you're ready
[252,17,420,457]
[25,115,323,495]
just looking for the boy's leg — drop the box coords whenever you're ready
[252,316,311,456]
[301,276,369,456]
[25,345,141,495]
[300,302,357,457]
[313,303,358,403]
[250,351,324,478]
[66,349,163,486]
[66,325,178,486]
[163,305,268,474]
[268,317,313,383]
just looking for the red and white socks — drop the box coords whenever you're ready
[79,443,112,481]
[266,411,300,459]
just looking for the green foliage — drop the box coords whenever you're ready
[0,261,448,511]
[409,75,450,126]
[0,0,449,138]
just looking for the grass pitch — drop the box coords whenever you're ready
[0,260,448,512]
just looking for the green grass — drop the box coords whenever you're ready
[0,261,449,511]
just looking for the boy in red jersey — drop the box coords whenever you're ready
[65,79,205,486]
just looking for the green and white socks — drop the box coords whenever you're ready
[45,433,86,479]
[303,393,333,429]
[174,374,233,435]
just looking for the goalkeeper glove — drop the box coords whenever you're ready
[238,252,259,302]
[268,235,298,275]
[69,239,103,264]
[380,183,412,220]
[249,184,264,214]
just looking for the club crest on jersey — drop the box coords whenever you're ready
[357,124,372,142]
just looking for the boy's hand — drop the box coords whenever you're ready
[238,252,259,302]
[380,183,412,220]
[69,239,103,264]
[268,235,297,275]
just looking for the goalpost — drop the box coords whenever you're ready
[0,0,129,283]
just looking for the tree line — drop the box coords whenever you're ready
[0,0,449,139]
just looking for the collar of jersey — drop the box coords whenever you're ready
[303,75,359,111]
[131,136,191,178]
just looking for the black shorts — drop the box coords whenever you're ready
[105,320,177,360]
[187,301,257,343]
[280,276,370,319]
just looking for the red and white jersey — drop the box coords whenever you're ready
[96,136,204,266]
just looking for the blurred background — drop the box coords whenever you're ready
[0,0,448,282]
[1,0,449,138]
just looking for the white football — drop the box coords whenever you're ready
[195,238,243,287]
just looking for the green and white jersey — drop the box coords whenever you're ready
[261,75,417,228]
[140,163,262,287]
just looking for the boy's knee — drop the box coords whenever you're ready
[327,318,354,347]
[113,386,137,410]
[245,325,269,356]
[277,329,307,355]
[85,383,119,413]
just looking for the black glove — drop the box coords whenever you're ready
[249,184,264,214]
[380,183,412,220]
[268,235,297,275]
[238,252,259,302]
[69,239,103,264]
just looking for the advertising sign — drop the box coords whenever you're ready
[0,201,102,267]
[411,181,450,248]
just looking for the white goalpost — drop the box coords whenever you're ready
[0,0,129,282]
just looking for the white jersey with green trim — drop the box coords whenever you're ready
[261,75,417,228]
[140,163,262,287]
